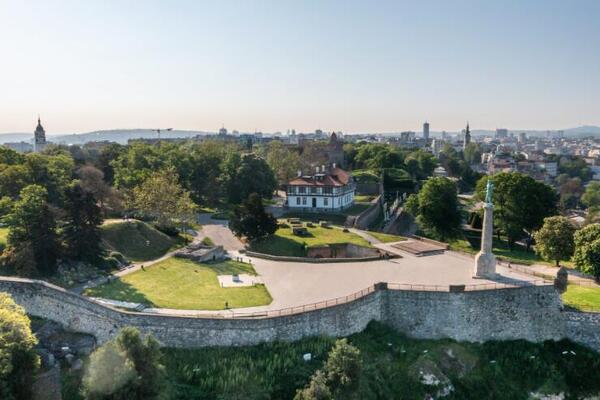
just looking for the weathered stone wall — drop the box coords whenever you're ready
[0,277,383,347]
[564,311,600,352]
[0,276,597,352]
[353,195,383,230]
[384,285,566,343]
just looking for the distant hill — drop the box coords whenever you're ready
[52,129,210,145]
[0,133,33,144]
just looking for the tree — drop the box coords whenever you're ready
[573,223,600,281]
[116,327,166,399]
[77,165,122,216]
[264,141,302,185]
[82,341,136,400]
[463,142,483,165]
[294,339,362,400]
[6,185,60,275]
[476,173,557,249]
[222,153,277,204]
[83,328,165,400]
[324,339,362,398]
[582,181,600,209]
[534,216,576,267]
[63,184,104,262]
[294,370,332,400]
[133,169,197,231]
[413,177,461,240]
[0,293,40,400]
[230,193,277,241]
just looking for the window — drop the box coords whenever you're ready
[323,187,332,194]
[311,186,317,194]
[302,197,307,205]
[324,198,328,206]
[296,197,301,205]
[298,186,306,194]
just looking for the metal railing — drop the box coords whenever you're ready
[204,279,553,319]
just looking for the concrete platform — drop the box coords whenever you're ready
[390,239,446,256]
[218,274,264,287]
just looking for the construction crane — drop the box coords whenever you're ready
[151,128,173,140]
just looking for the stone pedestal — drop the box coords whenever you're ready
[474,203,497,278]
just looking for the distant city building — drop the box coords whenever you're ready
[4,141,33,153]
[34,116,47,152]
[518,132,527,143]
[423,122,430,142]
[495,128,508,139]
[400,131,416,142]
[286,164,355,212]
[218,126,228,136]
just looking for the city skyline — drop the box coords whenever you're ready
[1,0,599,134]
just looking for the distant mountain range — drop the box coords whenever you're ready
[1,126,600,145]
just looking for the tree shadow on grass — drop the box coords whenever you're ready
[84,279,155,307]
[249,235,306,257]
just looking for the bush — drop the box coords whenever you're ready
[101,256,121,270]
[109,251,128,265]
[153,224,179,237]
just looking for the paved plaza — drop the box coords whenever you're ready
[139,217,541,316]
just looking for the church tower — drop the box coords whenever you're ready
[34,116,47,152]
[463,122,471,150]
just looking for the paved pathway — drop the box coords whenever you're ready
[198,213,245,251]
[349,228,382,244]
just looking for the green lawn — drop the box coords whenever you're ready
[101,221,187,262]
[84,257,272,310]
[251,224,371,256]
[367,231,406,243]
[449,237,542,265]
[562,284,600,312]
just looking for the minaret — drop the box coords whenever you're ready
[463,122,471,150]
[34,116,47,152]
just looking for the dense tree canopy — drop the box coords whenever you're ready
[476,173,557,248]
[534,216,576,267]
[573,223,600,280]
[230,193,277,241]
[0,293,39,400]
[410,177,461,240]
[83,328,165,400]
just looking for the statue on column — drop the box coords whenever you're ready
[474,179,497,278]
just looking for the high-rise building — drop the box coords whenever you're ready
[463,123,471,150]
[495,128,508,139]
[34,116,46,152]
[423,122,430,142]
[518,132,527,143]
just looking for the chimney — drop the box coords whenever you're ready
[322,165,325,173]
[297,170,302,177]
[315,166,320,173]
[332,162,336,169]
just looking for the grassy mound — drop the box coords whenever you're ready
[84,257,271,310]
[100,220,185,262]
[251,223,371,257]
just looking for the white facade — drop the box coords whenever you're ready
[286,185,355,212]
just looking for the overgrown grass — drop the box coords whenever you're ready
[61,321,600,400]
[100,221,186,262]
[84,257,272,310]
[367,231,406,243]
[354,194,377,203]
[562,284,600,312]
[0,227,8,251]
[251,224,371,256]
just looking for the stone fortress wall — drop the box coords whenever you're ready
[1,276,599,352]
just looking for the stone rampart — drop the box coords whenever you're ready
[1,276,598,352]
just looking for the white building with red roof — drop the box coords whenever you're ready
[286,164,355,211]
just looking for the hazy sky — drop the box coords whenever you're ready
[1,0,599,134]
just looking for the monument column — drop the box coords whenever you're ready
[474,181,497,278]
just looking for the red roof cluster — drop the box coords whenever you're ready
[288,167,351,187]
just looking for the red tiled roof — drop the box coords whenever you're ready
[288,167,351,187]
